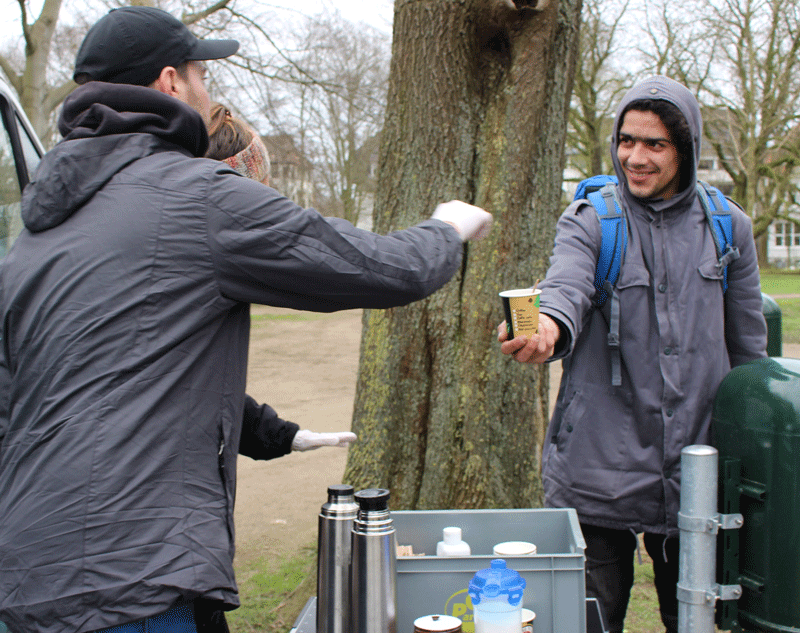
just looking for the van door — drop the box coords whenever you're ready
[0,81,45,258]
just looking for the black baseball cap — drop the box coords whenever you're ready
[73,6,239,86]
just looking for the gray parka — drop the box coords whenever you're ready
[0,83,463,632]
[540,76,766,536]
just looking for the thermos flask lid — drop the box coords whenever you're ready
[354,488,390,511]
[327,484,355,498]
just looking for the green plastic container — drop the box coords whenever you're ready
[761,293,782,357]
[714,357,800,632]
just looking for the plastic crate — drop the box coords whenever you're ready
[392,507,586,633]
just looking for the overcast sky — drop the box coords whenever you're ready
[0,0,395,42]
[293,0,393,30]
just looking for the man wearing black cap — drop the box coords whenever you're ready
[0,7,492,633]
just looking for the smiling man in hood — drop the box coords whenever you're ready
[498,76,766,632]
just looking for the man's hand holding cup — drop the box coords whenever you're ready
[498,312,560,364]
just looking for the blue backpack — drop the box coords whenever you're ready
[573,175,740,385]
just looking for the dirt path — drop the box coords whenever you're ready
[234,306,363,563]
[234,305,800,565]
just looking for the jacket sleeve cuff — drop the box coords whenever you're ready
[238,395,300,460]
[542,311,572,361]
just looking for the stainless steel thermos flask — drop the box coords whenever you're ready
[317,484,359,633]
[350,488,397,633]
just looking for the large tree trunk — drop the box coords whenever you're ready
[344,0,581,510]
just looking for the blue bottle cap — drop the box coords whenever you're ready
[468,559,526,606]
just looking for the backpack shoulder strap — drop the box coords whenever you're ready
[575,174,619,201]
[696,181,740,292]
[585,182,626,387]
[587,183,627,306]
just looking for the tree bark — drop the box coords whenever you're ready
[345,0,581,510]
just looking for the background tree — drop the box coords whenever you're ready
[0,0,236,146]
[0,1,392,224]
[271,13,390,223]
[0,0,76,143]
[566,0,631,183]
[344,0,582,510]
[638,0,800,263]
[637,0,714,84]
[700,0,800,260]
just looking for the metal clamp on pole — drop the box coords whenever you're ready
[676,510,744,607]
[677,511,744,535]
[677,583,743,606]
[678,445,729,633]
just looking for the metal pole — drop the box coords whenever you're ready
[678,445,719,633]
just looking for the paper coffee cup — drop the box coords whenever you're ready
[521,608,536,632]
[499,288,541,338]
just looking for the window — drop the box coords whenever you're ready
[775,221,800,247]
[16,111,41,181]
[697,158,715,171]
[0,99,42,259]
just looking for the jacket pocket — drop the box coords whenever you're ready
[546,382,633,499]
[614,262,650,290]
[596,262,649,341]
[217,430,235,542]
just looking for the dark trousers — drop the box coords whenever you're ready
[581,523,679,633]
[95,600,229,633]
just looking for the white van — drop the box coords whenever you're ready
[0,76,46,258]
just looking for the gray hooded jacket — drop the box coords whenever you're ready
[0,83,462,632]
[539,76,766,535]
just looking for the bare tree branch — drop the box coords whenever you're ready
[224,7,330,89]
[0,54,23,94]
[567,0,632,180]
[44,78,77,114]
[181,0,233,26]
[16,0,33,56]
[635,0,800,256]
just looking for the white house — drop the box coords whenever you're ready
[769,217,800,269]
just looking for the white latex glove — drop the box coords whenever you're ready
[431,200,493,242]
[291,429,357,452]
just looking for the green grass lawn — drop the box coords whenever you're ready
[228,545,317,632]
[774,297,800,345]
[625,550,663,633]
[761,269,800,345]
[760,269,800,296]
